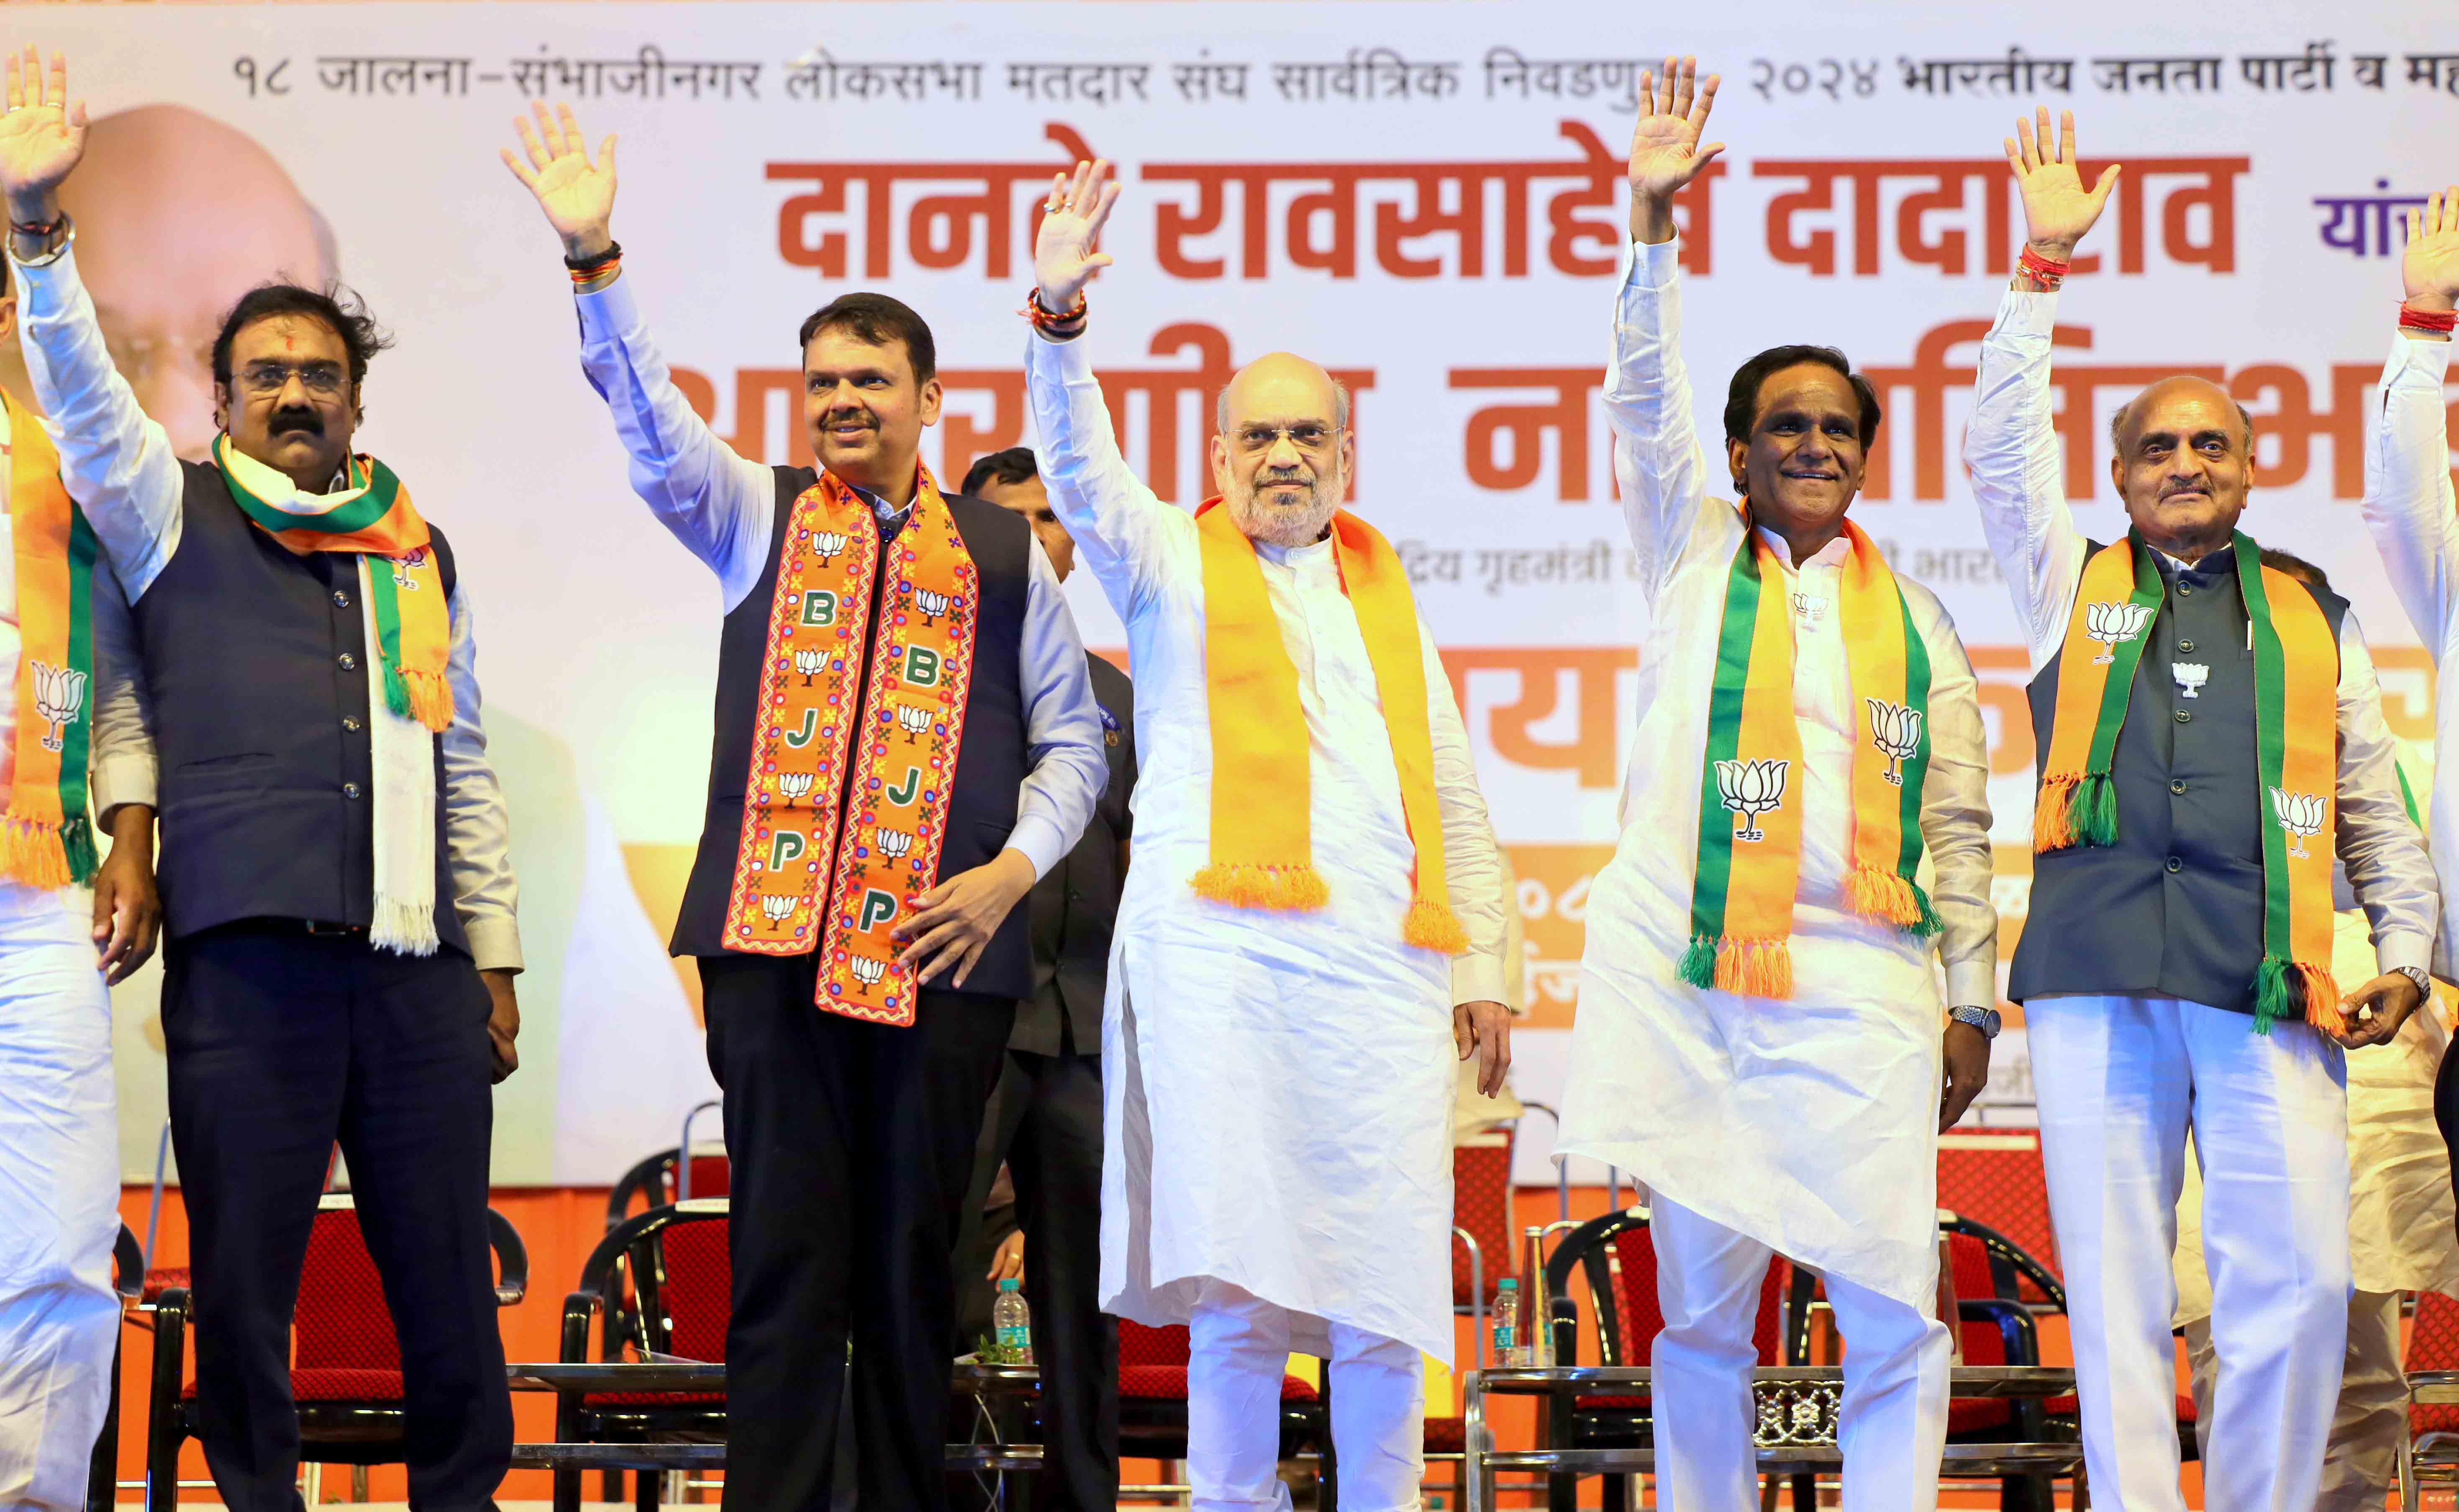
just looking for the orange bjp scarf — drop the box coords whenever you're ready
[1188,499,1466,954]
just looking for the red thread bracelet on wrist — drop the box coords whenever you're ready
[2399,303,2458,334]
[568,255,621,286]
[1020,287,1087,333]
[8,214,64,239]
[2017,246,2071,288]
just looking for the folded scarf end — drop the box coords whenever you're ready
[371,897,441,957]
[0,814,74,891]
[2033,772,2118,854]
[1190,861,1330,914]
[1682,934,1793,1000]
[1846,865,1940,938]
[2252,956,2342,1037]
[1403,898,1468,956]
[401,668,455,733]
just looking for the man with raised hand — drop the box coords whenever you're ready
[2,45,523,1512]
[1967,108,2437,1511]
[1025,159,1511,1512]
[1556,59,1996,1511]
[502,103,1104,1512]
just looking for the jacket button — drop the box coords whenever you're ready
[2166,856,2183,873]
[2174,709,2191,723]
[333,589,352,609]
[343,717,363,733]
[2178,640,2194,653]
[2170,779,2187,795]
[2178,584,2193,597]
[343,783,364,800]
[338,651,357,671]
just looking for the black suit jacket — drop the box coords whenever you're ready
[1015,652,1134,1056]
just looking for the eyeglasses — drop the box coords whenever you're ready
[1233,423,1336,455]
[236,361,346,397]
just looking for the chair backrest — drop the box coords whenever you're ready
[1452,1134,1516,1305]
[1944,1233,2010,1366]
[1936,1134,2061,1300]
[293,1199,401,1373]
[2413,1291,2459,1434]
[1936,1212,2066,1314]
[1118,1319,1190,1368]
[639,1203,732,1362]
[1544,1209,1789,1369]
[606,1147,733,1231]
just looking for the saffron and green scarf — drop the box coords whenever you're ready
[1,389,99,888]
[1682,515,1936,1000]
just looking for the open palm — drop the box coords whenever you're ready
[2404,187,2459,309]
[1033,158,1120,310]
[1627,56,1723,200]
[502,100,617,253]
[2005,107,2120,255]
[0,48,88,207]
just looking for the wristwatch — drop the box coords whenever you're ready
[1949,1004,2002,1040]
[2394,965,2433,999]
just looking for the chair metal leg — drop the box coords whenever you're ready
[143,1295,188,1512]
[87,1329,123,1512]
[635,1461,660,1512]
[1790,1469,1816,1511]
[2401,1429,2419,1512]
[1603,1469,1628,1512]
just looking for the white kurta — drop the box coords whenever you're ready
[1024,331,1510,1363]
[1558,237,1999,1308]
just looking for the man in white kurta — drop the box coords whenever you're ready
[1557,64,1999,1512]
[1023,160,1512,1512]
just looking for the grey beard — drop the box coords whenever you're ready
[1230,482,1336,547]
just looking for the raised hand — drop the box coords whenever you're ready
[2403,186,2459,315]
[1033,158,1120,313]
[2005,107,2119,258]
[1627,56,1724,217]
[502,100,618,261]
[0,47,88,223]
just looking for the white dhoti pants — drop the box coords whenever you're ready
[2182,1289,2406,1512]
[1188,1281,1425,1512]
[0,886,121,1512]
[1649,1195,1951,1512]
[2029,994,2349,1512]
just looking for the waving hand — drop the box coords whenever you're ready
[1033,158,1121,314]
[2006,107,2120,260]
[502,100,618,261]
[1627,56,1723,244]
[2403,186,2459,319]
[0,47,87,231]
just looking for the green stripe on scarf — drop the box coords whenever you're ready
[364,560,413,720]
[1682,534,1764,987]
[58,507,97,882]
[2399,762,2423,828]
[221,454,402,537]
[2065,536,2167,847]
[1891,592,1941,937]
[2241,535,2300,1033]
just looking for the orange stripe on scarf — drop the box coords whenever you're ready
[3,391,82,887]
[1191,500,1464,953]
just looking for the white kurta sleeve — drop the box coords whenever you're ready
[1421,619,1508,1007]
[1025,328,1191,621]
[1603,235,1725,615]
[1963,288,2090,674]
[2335,613,2438,977]
[87,556,157,824]
[1910,603,1998,1011]
[2358,331,2457,656]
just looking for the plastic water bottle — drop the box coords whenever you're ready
[1492,1278,1520,1365]
[993,1277,1034,1363]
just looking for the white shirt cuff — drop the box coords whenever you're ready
[1451,952,1510,1008]
[1994,287,2059,338]
[575,268,640,339]
[1626,233,1682,290]
[92,751,158,822]
[1944,962,1998,1014]
[2374,930,2433,981]
[462,914,525,974]
[2391,325,2454,383]
[1004,815,1069,881]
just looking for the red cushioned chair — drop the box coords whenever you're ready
[2399,1288,2459,1507]
[1936,1134,2063,1305]
[554,1199,733,1512]
[1926,1217,2067,1512]
[1539,1207,1810,1512]
[1117,1318,1328,1503]
[143,1194,528,1510]
[595,1138,729,1499]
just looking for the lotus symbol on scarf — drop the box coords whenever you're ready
[760,894,797,923]
[2269,787,2326,858]
[390,548,427,591]
[1864,698,1923,786]
[1713,757,1790,843]
[2085,600,2154,664]
[850,955,887,989]
[875,828,914,861]
[813,530,849,566]
[775,771,815,803]
[31,661,85,754]
[794,649,827,686]
[915,589,949,626]
[897,704,932,743]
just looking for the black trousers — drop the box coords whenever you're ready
[701,954,1015,1512]
[958,1050,1119,1512]
[162,926,510,1512]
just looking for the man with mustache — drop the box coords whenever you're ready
[1554,62,1996,1508]
[1966,109,2436,1511]
[1026,159,1511,1512]
[0,46,525,1512]
[503,104,1105,1512]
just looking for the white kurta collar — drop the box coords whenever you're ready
[1755,525,1852,575]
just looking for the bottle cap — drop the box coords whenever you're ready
[999,1278,1021,1292]
[1497,1278,1518,1289]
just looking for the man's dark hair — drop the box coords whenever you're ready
[2258,547,2332,594]
[210,282,393,391]
[1722,344,1882,450]
[960,446,1040,498]
[798,292,937,384]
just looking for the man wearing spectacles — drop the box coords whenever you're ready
[0,47,523,1512]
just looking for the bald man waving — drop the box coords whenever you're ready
[1023,160,1511,1512]
[1965,109,2438,1512]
